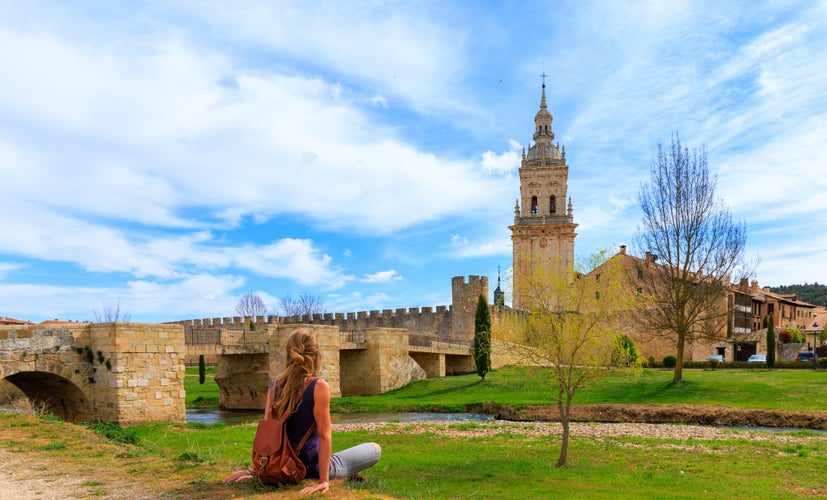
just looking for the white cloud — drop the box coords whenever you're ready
[0,26,510,237]
[0,262,25,279]
[481,139,521,175]
[0,273,246,322]
[231,239,348,288]
[448,234,511,259]
[360,270,403,284]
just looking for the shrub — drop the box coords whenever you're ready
[779,329,793,343]
[706,359,720,369]
[86,422,138,445]
[648,356,656,366]
[787,327,806,344]
[612,334,640,367]
[818,358,827,370]
[198,354,206,385]
[663,355,677,368]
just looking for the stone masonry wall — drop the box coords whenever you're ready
[451,275,488,343]
[0,323,186,424]
[87,323,186,424]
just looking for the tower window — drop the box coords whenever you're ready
[531,196,538,215]
[550,195,556,214]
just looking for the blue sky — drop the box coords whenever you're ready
[1,1,826,323]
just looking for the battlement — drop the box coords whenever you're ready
[176,276,487,346]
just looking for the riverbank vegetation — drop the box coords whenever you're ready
[185,365,827,415]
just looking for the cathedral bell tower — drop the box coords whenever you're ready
[509,81,578,311]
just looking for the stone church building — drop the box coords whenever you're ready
[510,83,577,311]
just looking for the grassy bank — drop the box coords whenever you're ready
[330,365,827,413]
[186,365,827,414]
[3,410,827,498]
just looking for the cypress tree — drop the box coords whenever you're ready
[473,294,491,380]
[198,354,206,385]
[766,314,776,368]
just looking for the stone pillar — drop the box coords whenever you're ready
[215,352,271,410]
[364,328,425,395]
[409,352,445,378]
[92,323,187,424]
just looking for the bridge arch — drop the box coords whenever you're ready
[4,371,95,422]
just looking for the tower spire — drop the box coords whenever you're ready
[540,71,549,110]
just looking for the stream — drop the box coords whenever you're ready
[186,408,495,425]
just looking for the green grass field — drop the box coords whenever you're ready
[328,365,827,413]
[5,366,827,498]
[122,416,827,498]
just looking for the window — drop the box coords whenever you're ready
[637,269,644,279]
[595,273,601,282]
[636,288,643,296]
[531,196,538,214]
[550,195,557,214]
[595,291,600,299]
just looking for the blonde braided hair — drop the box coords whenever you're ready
[273,329,319,418]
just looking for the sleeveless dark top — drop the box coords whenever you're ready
[280,378,320,478]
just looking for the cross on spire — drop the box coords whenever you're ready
[540,71,548,88]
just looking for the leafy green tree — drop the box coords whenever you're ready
[473,294,491,380]
[766,315,776,368]
[514,250,639,467]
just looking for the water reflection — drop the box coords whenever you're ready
[186,408,494,426]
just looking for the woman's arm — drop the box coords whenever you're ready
[300,378,332,495]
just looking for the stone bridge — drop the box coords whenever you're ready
[212,324,474,410]
[0,321,475,422]
[0,323,186,424]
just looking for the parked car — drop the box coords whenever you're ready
[795,351,817,362]
[706,355,725,363]
[747,354,767,364]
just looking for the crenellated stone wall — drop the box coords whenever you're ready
[178,275,488,366]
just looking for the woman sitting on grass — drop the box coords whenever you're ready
[223,328,381,495]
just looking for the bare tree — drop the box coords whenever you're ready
[278,293,326,317]
[94,299,131,323]
[634,134,748,384]
[235,291,269,318]
[513,250,638,467]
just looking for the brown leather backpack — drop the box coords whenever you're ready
[249,378,316,485]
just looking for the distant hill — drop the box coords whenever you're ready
[769,283,827,307]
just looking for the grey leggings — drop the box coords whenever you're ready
[329,442,381,479]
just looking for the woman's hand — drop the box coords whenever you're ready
[300,480,330,495]
[222,470,253,483]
